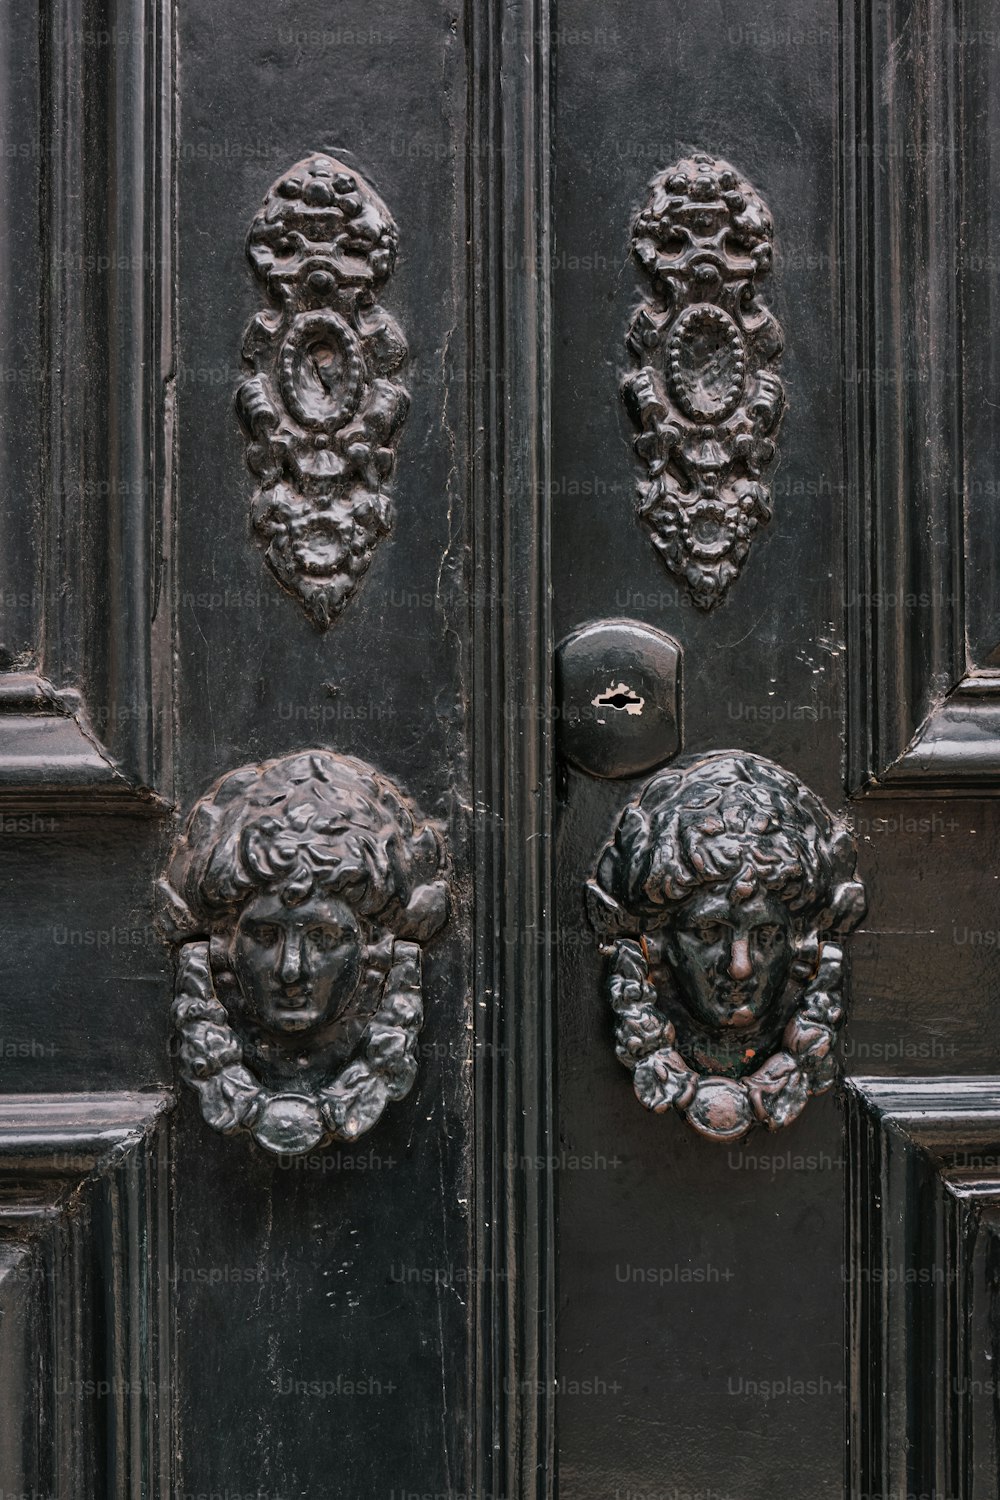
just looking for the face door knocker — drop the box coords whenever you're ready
[157,752,450,1156]
[585,751,866,1142]
[235,153,409,628]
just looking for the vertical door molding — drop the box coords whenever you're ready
[0,0,176,809]
[468,0,556,1493]
[846,1077,1000,1500]
[0,1091,174,1496]
[841,0,1000,793]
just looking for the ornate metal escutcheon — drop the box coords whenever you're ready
[586,751,866,1141]
[622,153,784,610]
[555,619,681,779]
[235,153,409,628]
[158,751,450,1156]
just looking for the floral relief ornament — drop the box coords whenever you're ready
[622,153,785,609]
[157,752,450,1156]
[235,152,409,628]
[585,751,867,1142]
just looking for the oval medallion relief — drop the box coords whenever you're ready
[668,303,746,424]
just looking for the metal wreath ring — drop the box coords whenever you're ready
[169,937,424,1157]
[604,934,845,1143]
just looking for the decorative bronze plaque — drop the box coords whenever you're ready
[235,153,409,628]
[622,153,785,609]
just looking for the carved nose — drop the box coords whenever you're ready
[728,936,753,982]
[279,932,303,985]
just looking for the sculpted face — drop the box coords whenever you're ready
[228,890,365,1042]
[665,886,794,1033]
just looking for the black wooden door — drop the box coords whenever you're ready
[0,2,997,1498]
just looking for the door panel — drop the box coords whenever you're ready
[0,1,554,1495]
[552,2,1000,1497]
[0,0,172,803]
[2,1,998,1497]
[0,1093,172,1496]
[847,1077,1000,1500]
[173,5,476,1495]
[553,3,849,1494]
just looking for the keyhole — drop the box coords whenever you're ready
[591,681,645,718]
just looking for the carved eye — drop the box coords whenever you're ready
[754,924,785,951]
[249,923,280,947]
[693,923,725,945]
[305,925,344,952]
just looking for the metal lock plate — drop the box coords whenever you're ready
[555,618,681,779]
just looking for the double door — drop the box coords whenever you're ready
[1,3,997,1497]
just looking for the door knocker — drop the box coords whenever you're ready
[586,750,866,1141]
[158,751,450,1156]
